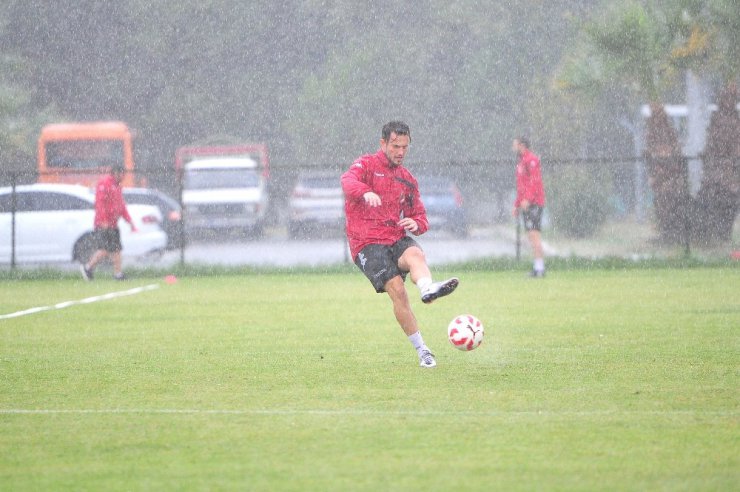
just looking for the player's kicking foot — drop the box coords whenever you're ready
[421,277,459,304]
[418,349,436,368]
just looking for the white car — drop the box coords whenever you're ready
[0,183,167,264]
[288,171,344,238]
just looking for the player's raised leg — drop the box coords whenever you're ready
[398,246,459,304]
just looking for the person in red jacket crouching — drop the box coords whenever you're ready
[341,121,459,368]
[80,166,137,281]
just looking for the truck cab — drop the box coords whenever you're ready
[182,157,268,238]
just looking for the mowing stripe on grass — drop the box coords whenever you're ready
[0,408,735,418]
[0,284,159,320]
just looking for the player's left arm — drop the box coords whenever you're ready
[117,190,136,231]
[400,181,429,235]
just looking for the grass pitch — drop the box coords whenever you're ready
[0,267,738,491]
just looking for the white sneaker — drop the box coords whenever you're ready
[80,264,93,281]
[421,277,459,304]
[419,349,436,368]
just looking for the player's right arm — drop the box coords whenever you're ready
[341,159,379,205]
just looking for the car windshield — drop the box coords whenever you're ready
[45,140,124,169]
[299,176,339,189]
[124,191,179,210]
[185,169,259,189]
[418,177,454,193]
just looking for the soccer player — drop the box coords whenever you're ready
[512,137,546,277]
[80,166,137,281]
[341,121,459,368]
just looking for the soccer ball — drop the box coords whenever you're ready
[447,314,484,351]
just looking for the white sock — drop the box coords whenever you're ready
[416,276,432,293]
[534,258,545,272]
[408,331,427,353]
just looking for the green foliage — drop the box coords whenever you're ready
[548,164,611,237]
[0,270,737,489]
[0,0,599,172]
[583,1,677,101]
[706,0,740,78]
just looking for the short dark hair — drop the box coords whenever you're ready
[382,121,410,141]
[516,136,530,149]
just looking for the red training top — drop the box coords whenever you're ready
[341,150,429,259]
[514,149,545,208]
[93,174,133,229]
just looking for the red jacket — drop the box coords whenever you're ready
[514,149,545,208]
[341,150,429,259]
[94,174,132,229]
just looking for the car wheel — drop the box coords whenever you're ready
[73,233,97,264]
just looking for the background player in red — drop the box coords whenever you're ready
[341,121,458,368]
[81,166,137,281]
[512,136,546,277]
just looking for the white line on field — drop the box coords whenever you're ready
[0,408,735,418]
[0,284,159,320]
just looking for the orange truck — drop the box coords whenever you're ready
[37,121,138,187]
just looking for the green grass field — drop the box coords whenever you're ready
[1,267,738,491]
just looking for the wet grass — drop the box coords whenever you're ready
[1,268,738,490]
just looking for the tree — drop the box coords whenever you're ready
[0,4,61,183]
[667,0,739,243]
[556,1,691,242]
[693,83,740,242]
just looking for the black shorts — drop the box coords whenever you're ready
[354,236,421,293]
[522,205,544,232]
[94,227,122,253]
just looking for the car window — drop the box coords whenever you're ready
[0,192,35,212]
[124,191,179,212]
[299,176,340,189]
[30,192,92,211]
[0,193,13,213]
[185,169,260,189]
[418,178,454,193]
[124,193,157,206]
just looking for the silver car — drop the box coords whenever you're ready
[288,172,344,238]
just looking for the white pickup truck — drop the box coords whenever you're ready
[182,157,269,238]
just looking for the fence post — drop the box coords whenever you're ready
[515,214,521,261]
[10,172,17,269]
[682,156,692,258]
[177,168,186,267]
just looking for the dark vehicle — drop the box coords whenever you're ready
[288,172,344,238]
[417,175,468,236]
[123,188,184,249]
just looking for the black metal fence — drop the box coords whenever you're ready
[1,156,737,270]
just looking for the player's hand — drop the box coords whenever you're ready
[520,199,530,211]
[131,224,138,233]
[363,192,381,207]
[512,206,519,217]
[398,217,418,233]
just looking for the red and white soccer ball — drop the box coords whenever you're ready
[447,314,484,351]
